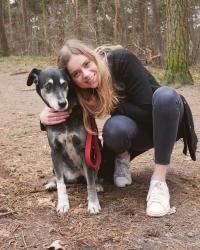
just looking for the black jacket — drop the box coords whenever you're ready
[180,95,198,161]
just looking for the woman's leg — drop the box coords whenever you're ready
[103,115,152,187]
[152,86,184,179]
[147,86,184,217]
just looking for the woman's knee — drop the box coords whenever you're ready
[153,86,179,108]
[103,115,138,152]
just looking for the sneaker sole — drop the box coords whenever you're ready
[114,181,132,188]
[146,206,170,217]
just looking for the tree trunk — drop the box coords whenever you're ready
[137,1,146,48]
[0,0,10,56]
[143,1,148,48]
[188,0,200,65]
[151,0,162,54]
[164,0,193,86]
[41,0,47,53]
[131,0,140,45]
[114,0,120,43]
[8,0,13,49]
[21,0,29,51]
[74,0,81,39]
[88,0,98,44]
[121,1,128,44]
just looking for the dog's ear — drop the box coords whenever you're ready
[60,68,71,82]
[27,68,41,86]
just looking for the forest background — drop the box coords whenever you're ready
[1,0,200,68]
[0,1,200,249]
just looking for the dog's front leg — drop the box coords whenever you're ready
[82,161,101,214]
[56,178,69,214]
[94,170,104,193]
[51,151,70,214]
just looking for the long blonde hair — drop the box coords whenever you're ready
[57,39,119,133]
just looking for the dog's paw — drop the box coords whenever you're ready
[88,200,101,214]
[57,202,70,214]
[96,183,104,193]
[44,180,57,191]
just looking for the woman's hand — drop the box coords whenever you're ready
[40,106,72,126]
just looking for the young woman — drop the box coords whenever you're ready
[40,39,197,217]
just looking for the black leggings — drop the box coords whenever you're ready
[103,86,184,165]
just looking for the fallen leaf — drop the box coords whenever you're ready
[38,197,55,207]
[168,206,176,215]
[47,240,65,250]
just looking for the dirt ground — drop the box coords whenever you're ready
[0,62,200,250]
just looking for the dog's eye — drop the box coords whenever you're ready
[62,81,68,88]
[45,83,52,92]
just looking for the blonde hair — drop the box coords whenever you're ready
[57,39,119,133]
[95,44,123,62]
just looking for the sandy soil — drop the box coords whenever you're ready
[0,66,200,250]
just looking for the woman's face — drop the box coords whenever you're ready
[67,54,98,89]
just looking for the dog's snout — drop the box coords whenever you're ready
[58,101,67,108]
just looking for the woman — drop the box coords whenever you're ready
[40,39,197,217]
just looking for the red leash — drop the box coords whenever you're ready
[85,117,102,170]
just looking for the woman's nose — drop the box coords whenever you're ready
[82,69,90,79]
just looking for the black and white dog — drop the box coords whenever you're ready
[27,68,102,214]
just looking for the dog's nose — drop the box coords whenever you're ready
[58,101,67,108]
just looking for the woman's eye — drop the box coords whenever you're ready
[72,72,80,78]
[84,61,90,67]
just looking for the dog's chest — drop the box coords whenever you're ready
[57,129,86,168]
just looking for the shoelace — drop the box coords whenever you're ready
[147,183,168,203]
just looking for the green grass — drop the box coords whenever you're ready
[0,55,56,73]
[147,66,165,83]
[147,65,200,86]
[10,128,29,138]
[26,113,36,117]
[190,66,200,84]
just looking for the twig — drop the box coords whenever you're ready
[23,242,45,249]
[21,230,28,248]
[11,224,21,234]
[20,89,35,92]
[29,188,45,193]
[9,239,17,250]
[10,71,29,76]
[0,210,16,218]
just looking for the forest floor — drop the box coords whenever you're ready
[0,57,200,250]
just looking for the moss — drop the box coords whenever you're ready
[163,69,193,87]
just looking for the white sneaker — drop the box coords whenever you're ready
[114,154,132,187]
[146,180,170,217]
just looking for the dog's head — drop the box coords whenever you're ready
[27,68,75,111]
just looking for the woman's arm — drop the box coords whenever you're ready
[108,48,159,122]
[108,48,156,104]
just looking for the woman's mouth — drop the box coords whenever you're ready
[88,74,97,85]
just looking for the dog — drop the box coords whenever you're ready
[27,67,102,214]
